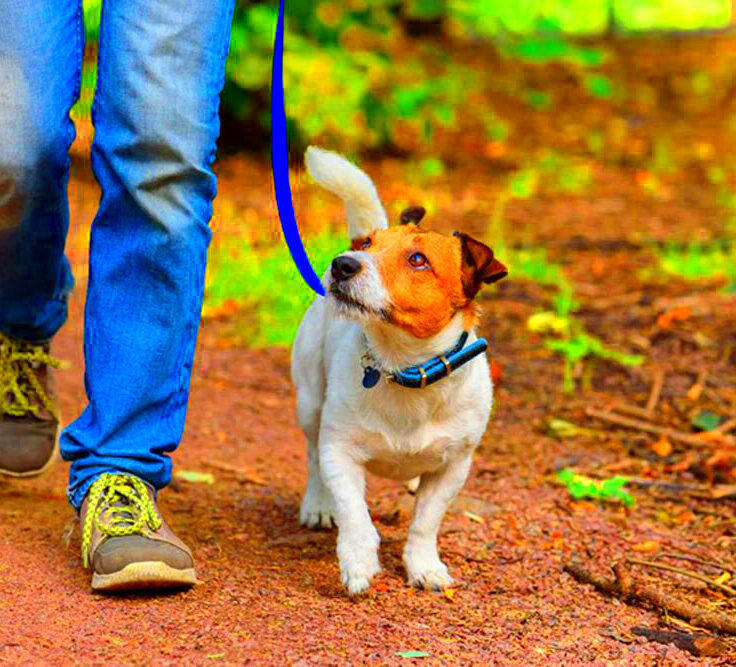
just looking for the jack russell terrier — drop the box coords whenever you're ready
[291,147,507,594]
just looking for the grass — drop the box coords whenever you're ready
[203,230,347,347]
[653,242,736,290]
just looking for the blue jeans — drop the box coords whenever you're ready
[0,0,235,508]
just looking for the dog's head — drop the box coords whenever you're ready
[328,208,507,338]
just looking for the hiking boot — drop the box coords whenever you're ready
[80,472,197,591]
[0,332,63,477]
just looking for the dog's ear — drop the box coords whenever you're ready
[454,232,508,298]
[400,206,426,225]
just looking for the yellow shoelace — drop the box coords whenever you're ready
[0,332,63,420]
[81,473,163,568]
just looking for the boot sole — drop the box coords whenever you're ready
[91,561,197,591]
[0,421,60,479]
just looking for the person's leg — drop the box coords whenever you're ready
[59,0,235,588]
[0,0,82,477]
[0,2,79,342]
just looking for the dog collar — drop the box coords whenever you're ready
[361,332,488,389]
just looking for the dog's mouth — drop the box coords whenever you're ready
[329,282,389,320]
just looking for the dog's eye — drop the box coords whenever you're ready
[408,252,428,268]
[361,238,371,249]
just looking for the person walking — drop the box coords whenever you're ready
[0,0,235,591]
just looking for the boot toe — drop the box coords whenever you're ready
[93,535,194,575]
[0,416,57,476]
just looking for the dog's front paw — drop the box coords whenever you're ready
[404,547,453,590]
[299,483,336,529]
[340,557,382,595]
[338,530,381,595]
[407,562,453,590]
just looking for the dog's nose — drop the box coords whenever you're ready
[331,255,362,281]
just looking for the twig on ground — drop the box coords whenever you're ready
[656,552,734,575]
[626,557,736,596]
[646,369,666,415]
[564,559,736,635]
[586,408,735,447]
[630,626,728,657]
[613,403,658,421]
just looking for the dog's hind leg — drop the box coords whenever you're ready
[403,453,473,590]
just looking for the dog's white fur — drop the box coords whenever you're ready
[291,147,492,594]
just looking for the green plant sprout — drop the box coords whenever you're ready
[556,468,635,508]
[528,281,642,393]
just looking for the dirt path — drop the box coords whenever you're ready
[2,159,734,665]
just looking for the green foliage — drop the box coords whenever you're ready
[506,248,563,285]
[204,229,347,347]
[584,73,614,99]
[75,0,731,153]
[691,409,723,431]
[536,151,593,194]
[655,242,736,289]
[613,0,729,32]
[504,37,606,66]
[519,249,642,393]
[546,332,643,393]
[447,1,610,36]
[556,469,635,507]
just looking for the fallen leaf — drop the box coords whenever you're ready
[527,311,568,334]
[463,511,485,524]
[714,571,732,586]
[570,501,597,513]
[650,437,673,457]
[674,510,696,524]
[691,410,723,432]
[395,651,430,659]
[174,470,215,485]
[545,418,597,440]
[490,359,504,383]
[656,305,691,328]
[631,540,660,553]
[443,587,456,602]
[687,383,703,401]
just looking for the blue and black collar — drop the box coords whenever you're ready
[361,331,488,389]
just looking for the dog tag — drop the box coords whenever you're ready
[362,366,380,388]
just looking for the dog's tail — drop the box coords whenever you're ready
[305,146,388,240]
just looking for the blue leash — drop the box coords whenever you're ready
[362,332,488,389]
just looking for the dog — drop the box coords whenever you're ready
[291,147,507,594]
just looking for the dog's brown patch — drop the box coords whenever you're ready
[358,224,504,338]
